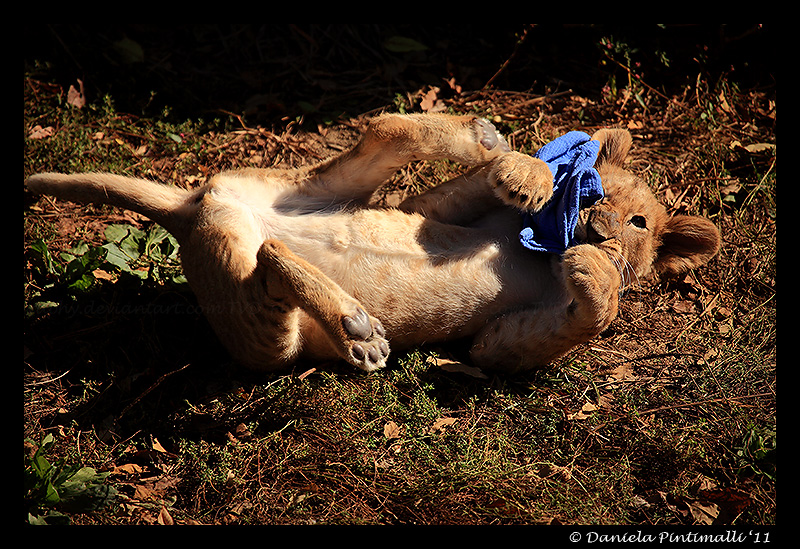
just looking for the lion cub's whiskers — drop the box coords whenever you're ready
[606,249,639,296]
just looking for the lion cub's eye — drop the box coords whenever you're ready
[629,215,647,229]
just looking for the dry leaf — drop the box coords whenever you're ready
[154,475,182,493]
[92,269,115,281]
[419,87,446,113]
[718,90,733,114]
[420,88,438,112]
[158,506,174,525]
[111,463,145,475]
[28,125,55,140]
[713,306,732,321]
[693,477,754,524]
[671,300,696,314]
[743,142,775,153]
[698,487,754,522]
[429,417,457,434]
[383,421,401,439]
[534,463,572,481]
[720,181,742,196]
[687,499,719,525]
[375,456,395,469]
[607,363,635,384]
[444,77,462,94]
[568,402,598,420]
[151,437,177,457]
[657,485,753,525]
[597,393,616,411]
[67,79,86,109]
[431,357,488,379]
[134,484,157,501]
[234,423,252,440]
[731,140,775,153]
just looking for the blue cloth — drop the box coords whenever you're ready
[518,131,604,254]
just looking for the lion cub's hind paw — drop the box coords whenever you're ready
[342,307,390,372]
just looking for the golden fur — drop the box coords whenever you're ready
[25,113,720,374]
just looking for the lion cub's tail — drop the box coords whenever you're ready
[26,172,196,241]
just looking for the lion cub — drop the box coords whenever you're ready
[25,113,720,374]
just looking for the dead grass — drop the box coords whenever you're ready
[24,26,774,528]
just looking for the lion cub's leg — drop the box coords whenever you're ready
[469,245,622,374]
[256,240,390,372]
[305,113,511,202]
[399,152,554,225]
[398,165,502,224]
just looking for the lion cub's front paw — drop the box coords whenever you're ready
[490,152,553,211]
[474,118,511,154]
[342,306,390,372]
[562,245,622,330]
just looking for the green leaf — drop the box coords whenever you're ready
[104,223,133,242]
[28,239,62,276]
[112,37,145,64]
[60,241,90,263]
[25,434,62,506]
[63,246,106,292]
[28,510,71,525]
[297,101,317,114]
[383,36,428,53]
[143,224,172,259]
[103,224,146,272]
[25,435,118,518]
[36,433,55,456]
[57,467,117,512]
[103,242,135,273]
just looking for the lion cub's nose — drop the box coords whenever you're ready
[587,208,621,242]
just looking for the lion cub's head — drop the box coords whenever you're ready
[574,129,720,283]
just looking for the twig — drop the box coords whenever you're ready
[25,368,72,386]
[118,363,192,420]
[639,391,773,416]
[484,25,534,89]
[217,109,254,131]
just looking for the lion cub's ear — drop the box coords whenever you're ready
[655,215,721,277]
[591,128,633,168]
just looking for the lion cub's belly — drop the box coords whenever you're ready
[187,179,563,350]
[264,207,562,347]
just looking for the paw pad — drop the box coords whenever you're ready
[342,307,390,371]
[342,307,373,340]
[476,119,510,153]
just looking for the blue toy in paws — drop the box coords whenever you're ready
[518,131,604,254]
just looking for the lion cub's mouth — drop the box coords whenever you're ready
[573,207,633,288]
